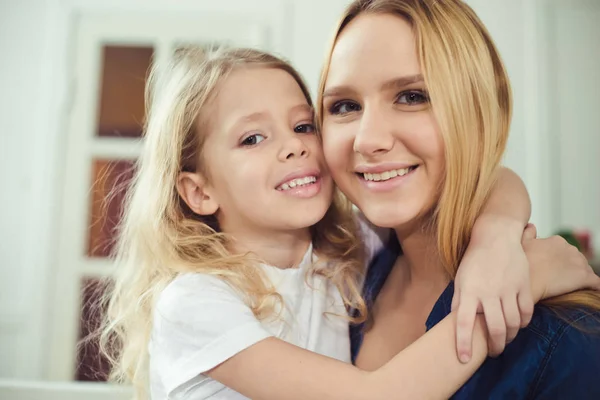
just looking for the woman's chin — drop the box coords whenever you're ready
[360,208,414,230]
[357,197,438,231]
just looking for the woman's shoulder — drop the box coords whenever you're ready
[523,306,600,398]
[459,306,600,399]
[526,305,600,342]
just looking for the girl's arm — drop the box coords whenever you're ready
[453,167,532,361]
[209,313,489,400]
[477,166,531,225]
[206,230,599,400]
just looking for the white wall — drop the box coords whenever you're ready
[1,0,598,382]
[470,0,600,249]
[290,0,352,97]
[0,0,69,378]
[551,0,600,251]
[466,0,555,235]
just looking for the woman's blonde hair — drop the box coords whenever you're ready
[100,46,366,399]
[317,0,600,309]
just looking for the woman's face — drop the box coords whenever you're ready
[321,13,445,230]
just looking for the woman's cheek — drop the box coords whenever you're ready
[323,125,351,169]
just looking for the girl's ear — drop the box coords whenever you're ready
[176,172,219,215]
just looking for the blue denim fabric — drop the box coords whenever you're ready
[351,242,600,399]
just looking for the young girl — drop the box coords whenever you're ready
[100,46,595,400]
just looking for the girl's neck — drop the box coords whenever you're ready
[229,227,313,269]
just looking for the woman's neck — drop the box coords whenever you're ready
[394,224,449,289]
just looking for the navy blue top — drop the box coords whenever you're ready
[351,239,600,399]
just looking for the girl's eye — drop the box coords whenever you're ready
[329,100,362,115]
[241,133,265,146]
[396,90,430,105]
[294,123,315,134]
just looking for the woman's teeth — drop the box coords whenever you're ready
[362,167,415,182]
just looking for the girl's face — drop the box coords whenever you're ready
[186,67,333,238]
[321,13,445,230]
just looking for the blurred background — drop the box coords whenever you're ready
[0,0,598,398]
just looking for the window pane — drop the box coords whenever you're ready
[87,159,135,258]
[96,45,153,138]
[76,278,110,382]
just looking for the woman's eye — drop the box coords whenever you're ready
[329,100,362,115]
[396,90,430,105]
[241,133,265,146]
[294,123,315,134]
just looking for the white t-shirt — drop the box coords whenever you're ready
[149,215,389,399]
[149,244,355,399]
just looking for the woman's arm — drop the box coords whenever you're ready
[208,313,489,400]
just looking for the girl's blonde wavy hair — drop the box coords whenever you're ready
[317,0,600,310]
[100,46,366,399]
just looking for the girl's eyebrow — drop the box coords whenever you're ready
[228,111,269,135]
[229,104,313,134]
[235,111,268,126]
[290,104,314,116]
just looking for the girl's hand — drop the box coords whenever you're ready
[452,217,533,363]
[523,225,600,302]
